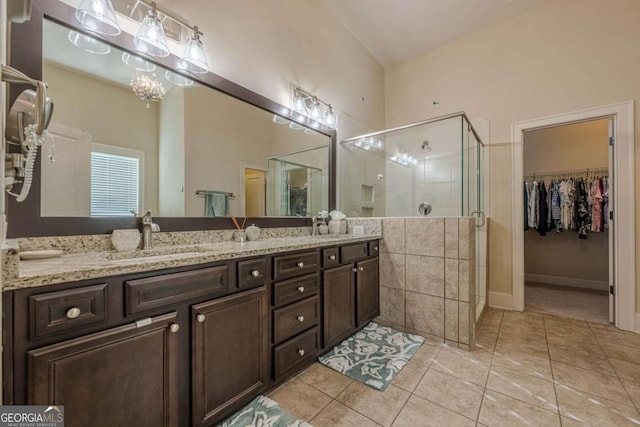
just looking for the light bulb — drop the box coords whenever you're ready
[324,108,336,128]
[75,0,121,36]
[310,102,321,120]
[179,27,209,74]
[293,94,306,113]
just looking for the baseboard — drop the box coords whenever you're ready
[525,273,608,291]
[489,291,513,310]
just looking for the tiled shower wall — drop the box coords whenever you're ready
[376,217,477,350]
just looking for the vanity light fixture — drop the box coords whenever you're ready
[73,0,210,70]
[134,2,170,58]
[130,73,165,107]
[68,30,111,55]
[74,0,121,36]
[286,87,337,130]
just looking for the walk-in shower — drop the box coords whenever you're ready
[339,112,488,319]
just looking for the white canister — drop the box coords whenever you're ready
[245,224,260,241]
[111,229,141,252]
[328,220,341,235]
[318,224,329,235]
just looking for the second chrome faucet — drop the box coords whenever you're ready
[141,211,160,249]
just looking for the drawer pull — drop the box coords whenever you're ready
[66,307,81,319]
[297,315,305,322]
[359,267,364,271]
[298,349,305,356]
[170,323,180,333]
[297,261,305,268]
[196,314,206,323]
[328,254,336,260]
[352,268,358,273]
[251,269,260,277]
[373,246,379,251]
[297,286,305,293]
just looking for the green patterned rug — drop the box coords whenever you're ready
[318,322,425,391]
[219,395,311,427]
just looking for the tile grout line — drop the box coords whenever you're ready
[543,315,565,425]
[587,321,640,415]
[474,308,504,423]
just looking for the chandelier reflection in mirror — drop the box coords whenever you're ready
[130,73,165,108]
[72,0,209,74]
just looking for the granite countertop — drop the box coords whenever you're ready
[3,234,382,290]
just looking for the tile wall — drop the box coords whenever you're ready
[377,217,477,350]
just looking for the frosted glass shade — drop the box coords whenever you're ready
[68,30,111,55]
[74,0,121,36]
[121,52,156,72]
[179,38,209,74]
[324,109,336,128]
[134,13,170,57]
[165,70,194,86]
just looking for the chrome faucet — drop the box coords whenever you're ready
[141,210,160,250]
[312,215,326,236]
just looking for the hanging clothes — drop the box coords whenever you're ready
[537,181,549,236]
[524,182,530,231]
[551,180,561,232]
[603,176,609,230]
[575,178,590,239]
[591,177,604,232]
[528,181,539,229]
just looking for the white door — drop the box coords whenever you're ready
[607,119,615,324]
[245,170,266,216]
[41,122,91,216]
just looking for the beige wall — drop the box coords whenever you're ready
[154,0,386,133]
[524,120,609,286]
[158,87,186,217]
[384,0,640,311]
[43,63,159,214]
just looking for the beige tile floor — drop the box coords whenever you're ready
[268,308,640,426]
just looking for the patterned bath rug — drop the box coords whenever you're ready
[318,322,425,391]
[218,395,312,427]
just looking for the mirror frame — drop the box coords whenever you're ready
[7,0,337,238]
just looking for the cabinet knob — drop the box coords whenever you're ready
[251,269,260,277]
[297,286,305,293]
[298,349,305,356]
[197,314,206,323]
[329,254,336,260]
[373,246,379,251]
[359,267,364,271]
[297,315,305,322]
[170,323,180,333]
[66,307,81,319]
[352,268,358,273]
[297,261,304,268]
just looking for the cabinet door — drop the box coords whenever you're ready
[323,265,356,349]
[191,287,268,426]
[356,258,380,327]
[28,313,179,427]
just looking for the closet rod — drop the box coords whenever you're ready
[524,166,608,179]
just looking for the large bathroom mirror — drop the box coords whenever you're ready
[7,0,336,237]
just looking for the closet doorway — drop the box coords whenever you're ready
[511,101,636,332]
[522,119,611,324]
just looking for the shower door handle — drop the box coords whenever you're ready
[471,211,485,227]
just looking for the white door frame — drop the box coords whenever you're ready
[511,101,635,332]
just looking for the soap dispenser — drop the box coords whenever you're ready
[245,224,260,241]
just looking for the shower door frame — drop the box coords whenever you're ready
[511,101,636,332]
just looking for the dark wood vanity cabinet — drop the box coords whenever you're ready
[191,287,268,426]
[28,312,179,427]
[3,239,380,426]
[322,265,357,349]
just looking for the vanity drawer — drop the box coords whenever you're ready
[273,326,320,380]
[125,265,228,316]
[273,296,320,344]
[238,258,267,289]
[273,251,318,281]
[322,247,339,268]
[340,243,369,264]
[29,283,108,340]
[273,274,319,308]
[368,241,380,257]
